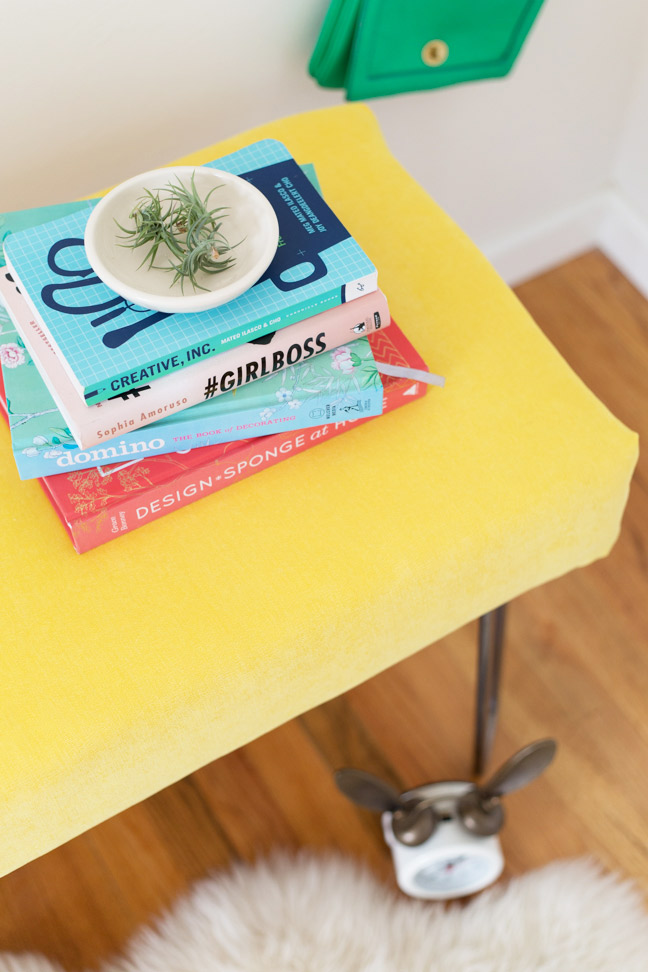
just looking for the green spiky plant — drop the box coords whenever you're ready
[115,172,239,293]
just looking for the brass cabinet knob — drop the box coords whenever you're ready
[421,39,449,67]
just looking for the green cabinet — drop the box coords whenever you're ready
[310,0,547,99]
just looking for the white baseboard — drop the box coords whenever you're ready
[484,192,611,287]
[597,193,648,300]
[482,189,648,297]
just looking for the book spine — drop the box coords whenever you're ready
[60,369,425,553]
[14,374,384,479]
[5,281,389,449]
[83,275,378,404]
[2,256,88,400]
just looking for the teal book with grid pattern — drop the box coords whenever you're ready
[4,140,377,405]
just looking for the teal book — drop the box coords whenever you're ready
[0,199,92,263]
[4,140,377,405]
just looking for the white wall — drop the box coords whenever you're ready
[596,41,648,296]
[615,48,648,224]
[375,0,646,248]
[2,0,647,281]
[1,0,341,208]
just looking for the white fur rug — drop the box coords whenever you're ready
[2,855,647,971]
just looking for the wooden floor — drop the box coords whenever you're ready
[1,250,646,968]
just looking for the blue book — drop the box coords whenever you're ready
[4,140,377,405]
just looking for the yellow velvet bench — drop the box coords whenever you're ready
[0,104,637,878]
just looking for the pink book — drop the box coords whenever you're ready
[0,269,389,450]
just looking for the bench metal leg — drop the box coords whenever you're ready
[473,604,507,777]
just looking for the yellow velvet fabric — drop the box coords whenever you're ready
[0,105,637,877]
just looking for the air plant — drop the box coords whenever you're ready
[115,173,239,292]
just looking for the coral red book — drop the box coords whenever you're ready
[0,320,428,553]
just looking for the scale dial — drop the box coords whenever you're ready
[414,852,500,896]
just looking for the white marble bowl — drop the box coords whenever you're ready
[84,165,279,314]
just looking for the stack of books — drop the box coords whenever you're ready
[0,140,431,553]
